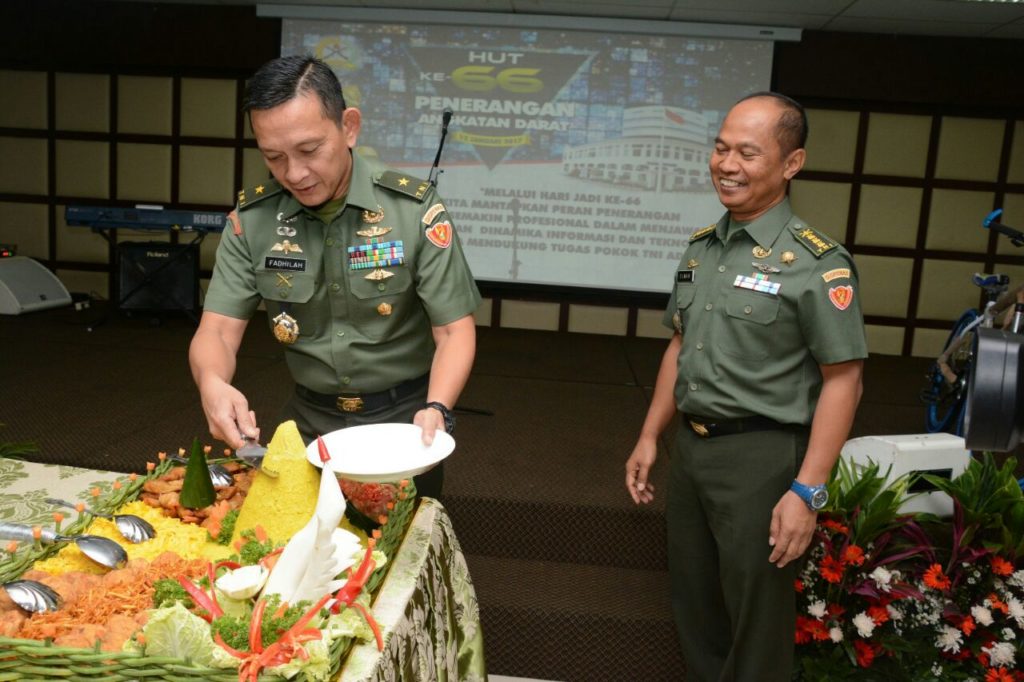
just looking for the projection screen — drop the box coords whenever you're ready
[281,18,775,293]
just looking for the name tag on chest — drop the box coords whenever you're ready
[264,256,306,272]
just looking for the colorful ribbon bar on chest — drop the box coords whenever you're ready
[347,239,405,270]
[733,273,781,295]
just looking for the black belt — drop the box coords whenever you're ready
[296,373,429,413]
[683,413,802,438]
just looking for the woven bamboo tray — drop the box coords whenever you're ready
[0,458,417,681]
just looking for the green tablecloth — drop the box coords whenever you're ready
[0,457,487,681]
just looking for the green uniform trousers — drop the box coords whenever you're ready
[666,422,809,682]
[276,382,444,530]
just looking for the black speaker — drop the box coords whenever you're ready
[117,242,199,313]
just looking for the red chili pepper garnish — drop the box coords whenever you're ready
[249,599,268,654]
[332,544,377,611]
[351,601,384,651]
[214,631,247,659]
[317,435,331,463]
[176,575,222,621]
[214,560,242,574]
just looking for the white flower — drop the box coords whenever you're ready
[936,625,963,653]
[808,600,827,619]
[887,604,904,621]
[971,605,994,627]
[982,641,1016,668]
[1002,627,1016,641]
[930,663,943,677]
[1008,597,1024,628]
[870,566,893,592]
[853,612,876,638]
[829,627,843,643]
[1008,569,1024,588]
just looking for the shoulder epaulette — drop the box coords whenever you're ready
[237,179,282,210]
[689,224,716,242]
[790,224,838,258]
[375,171,430,202]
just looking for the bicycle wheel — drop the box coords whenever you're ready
[923,309,980,434]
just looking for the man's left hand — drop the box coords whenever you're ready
[414,407,445,445]
[768,490,817,568]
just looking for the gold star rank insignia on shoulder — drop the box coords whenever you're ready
[255,185,265,194]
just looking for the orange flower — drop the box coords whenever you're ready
[819,555,844,583]
[5,540,18,553]
[75,502,85,513]
[31,526,42,540]
[203,445,212,454]
[986,668,1015,682]
[52,512,64,523]
[158,451,167,461]
[820,518,849,534]
[146,462,156,472]
[223,448,232,457]
[988,593,1009,615]
[961,615,976,636]
[128,472,138,482]
[842,544,866,567]
[923,563,951,591]
[90,487,100,498]
[113,480,122,490]
[868,605,889,625]
[990,556,1014,577]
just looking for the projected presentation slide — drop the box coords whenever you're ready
[282,20,773,293]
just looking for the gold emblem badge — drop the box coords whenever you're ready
[356,225,392,238]
[752,245,772,259]
[337,396,364,413]
[376,302,393,316]
[271,240,303,255]
[364,268,394,281]
[275,273,293,288]
[672,311,682,333]
[362,206,384,224]
[781,251,797,265]
[689,420,710,437]
[272,312,299,344]
[687,259,699,269]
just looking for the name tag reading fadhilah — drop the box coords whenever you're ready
[264,256,306,272]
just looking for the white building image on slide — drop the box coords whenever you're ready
[562,106,712,191]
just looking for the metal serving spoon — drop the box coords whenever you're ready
[168,454,234,487]
[0,522,128,570]
[3,579,62,613]
[45,498,156,544]
[236,435,272,476]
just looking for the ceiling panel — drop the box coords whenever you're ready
[844,0,1024,23]
[825,16,1000,37]
[667,8,835,30]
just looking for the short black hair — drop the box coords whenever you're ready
[243,55,346,123]
[736,91,808,156]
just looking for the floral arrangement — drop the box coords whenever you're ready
[795,453,1024,681]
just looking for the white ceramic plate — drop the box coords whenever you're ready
[305,423,455,483]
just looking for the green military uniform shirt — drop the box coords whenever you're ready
[663,198,867,425]
[204,149,481,395]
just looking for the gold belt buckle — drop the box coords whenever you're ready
[689,420,710,437]
[337,396,364,413]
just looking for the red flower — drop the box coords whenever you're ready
[794,616,830,644]
[986,668,1015,682]
[988,593,1009,615]
[924,563,951,591]
[867,605,889,626]
[853,639,878,668]
[826,603,846,619]
[794,579,804,593]
[819,554,844,583]
[842,544,866,567]
[961,615,976,636]
[991,556,1014,576]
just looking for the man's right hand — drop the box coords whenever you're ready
[625,437,658,505]
[199,378,258,449]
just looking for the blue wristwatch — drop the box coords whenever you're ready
[790,480,829,511]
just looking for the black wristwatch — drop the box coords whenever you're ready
[424,401,455,434]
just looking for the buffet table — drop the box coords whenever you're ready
[0,457,487,681]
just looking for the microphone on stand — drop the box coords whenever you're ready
[428,108,454,187]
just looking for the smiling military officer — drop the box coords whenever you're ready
[625,92,867,681]
[190,56,480,503]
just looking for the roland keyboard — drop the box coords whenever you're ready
[65,205,226,233]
